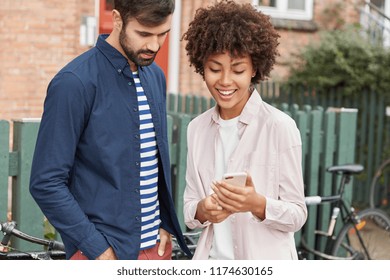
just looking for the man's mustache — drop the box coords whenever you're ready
[138,50,158,56]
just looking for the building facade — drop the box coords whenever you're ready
[1,0,384,122]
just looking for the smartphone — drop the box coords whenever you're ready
[223,172,247,187]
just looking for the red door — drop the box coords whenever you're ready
[99,0,169,79]
[99,0,113,34]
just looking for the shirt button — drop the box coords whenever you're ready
[135,188,139,193]
[128,82,132,85]
[134,135,139,139]
[133,108,138,112]
[117,69,122,73]
[135,216,140,221]
[135,162,139,166]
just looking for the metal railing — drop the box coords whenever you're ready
[359,0,390,47]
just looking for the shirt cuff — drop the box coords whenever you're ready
[78,231,110,260]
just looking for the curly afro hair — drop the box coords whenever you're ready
[182,0,280,84]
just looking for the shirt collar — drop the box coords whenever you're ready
[211,88,263,125]
[95,34,129,73]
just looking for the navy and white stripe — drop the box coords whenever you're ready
[133,71,161,250]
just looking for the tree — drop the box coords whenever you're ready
[286,26,390,99]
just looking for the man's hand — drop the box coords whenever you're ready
[96,247,118,260]
[158,228,172,257]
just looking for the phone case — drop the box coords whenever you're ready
[223,172,247,187]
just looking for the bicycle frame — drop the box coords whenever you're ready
[301,195,360,260]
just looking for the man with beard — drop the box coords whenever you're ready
[29,0,191,260]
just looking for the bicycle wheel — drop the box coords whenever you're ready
[369,158,390,212]
[331,208,390,259]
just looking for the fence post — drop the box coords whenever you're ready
[174,114,191,231]
[334,108,359,200]
[201,96,209,113]
[185,95,192,114]
[295,110,308,174]
[192,96,200,115]
[11,118,42,251]
[303,109,323,256]
[168,93,177,112]
[317,110,336,253]
[167,115,174,163]
[168,112,192,231]
[293,109,307,245]
[0,120,10,221]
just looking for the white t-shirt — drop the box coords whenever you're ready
[209,116,240,260]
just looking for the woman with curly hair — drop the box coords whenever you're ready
[182,0,307,260]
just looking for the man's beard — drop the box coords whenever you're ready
[119,28,157,67]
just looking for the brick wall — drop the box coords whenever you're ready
[0,0,95,122]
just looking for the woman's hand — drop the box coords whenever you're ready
[212,173,266,220]
[195,194,231,223]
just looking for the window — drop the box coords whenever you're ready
[371,0,386,11]
[252,0,313,21]
[360,0,390,47]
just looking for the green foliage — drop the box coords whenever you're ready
[43,218,56,241]
[286,27,390,99]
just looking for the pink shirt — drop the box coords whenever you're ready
[183,90,307,259]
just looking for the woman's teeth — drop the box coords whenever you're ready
[218,89,236,96]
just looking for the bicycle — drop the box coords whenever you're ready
[369,158,390,213]
[298,163,390,260]
[0,220,65,260]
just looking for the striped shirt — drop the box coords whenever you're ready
[133,71,161,250]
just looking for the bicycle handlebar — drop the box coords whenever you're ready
[305,195,341,205]
[305,196,322,205]
[0,221,65,252]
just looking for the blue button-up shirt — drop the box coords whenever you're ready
[29,34,190,259]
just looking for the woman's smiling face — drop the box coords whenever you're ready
[204,52,255,120]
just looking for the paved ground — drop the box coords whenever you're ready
[359,217,390,259]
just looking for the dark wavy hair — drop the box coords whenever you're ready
[114,0,175,27]
[182,0,279,83]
